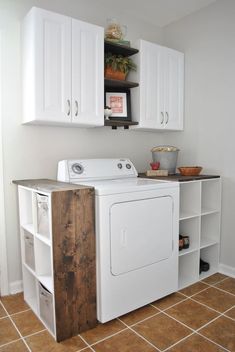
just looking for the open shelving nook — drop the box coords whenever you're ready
[178,177,221,289]
[18,186,55,335]
[104,40,139,129]
[15,180,97,342]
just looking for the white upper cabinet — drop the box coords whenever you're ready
[22,7,104,127]
[71,20,104,125]
[131,40,184,131]
[164,47,184,130]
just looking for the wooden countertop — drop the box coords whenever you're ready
[13,179,92,193]
[138,173,220,182]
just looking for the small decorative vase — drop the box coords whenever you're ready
[105,18,125,41]
[104,107,112,120]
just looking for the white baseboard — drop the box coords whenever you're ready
[9,280,23,294]
[219,263,235,278]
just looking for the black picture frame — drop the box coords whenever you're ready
[105,89,131,121]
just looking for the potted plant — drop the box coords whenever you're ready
[105,53,137,80]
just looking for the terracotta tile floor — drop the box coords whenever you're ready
[0,274,235,351]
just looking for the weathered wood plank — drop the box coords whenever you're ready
[52,188,97,342]
[13,179,90,193]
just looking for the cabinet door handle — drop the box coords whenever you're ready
[165,112,169,124]
[67,99,71,116]
[160,112,164,124]
[75,100,78,117]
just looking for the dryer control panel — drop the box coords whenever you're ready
[57,159,138,182]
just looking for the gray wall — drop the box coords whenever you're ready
[163,0,235,270]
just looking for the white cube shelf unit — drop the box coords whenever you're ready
[15,179,97,342]
[178,177,221,289]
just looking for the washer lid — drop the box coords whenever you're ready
[73,177,178,195]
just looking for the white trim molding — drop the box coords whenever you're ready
[0,30,9,296]
[219,263,235,279]
[9,280,23,295]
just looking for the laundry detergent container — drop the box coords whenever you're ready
[151,146,179,174]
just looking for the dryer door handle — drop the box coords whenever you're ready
[121,229,127,247]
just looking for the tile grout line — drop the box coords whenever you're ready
[83,326,129,349]
[195,313,222,333]
[221,304,235,321]
[162,332,195,352]
[0,300,51,351]
[211,285,235,298]
[0,307,31,321]
[180,285,215,298]
[161,310,195,332]
[77,336,96,352]
[155,277,235,352]
[0,300,9,317]
[192,309,233,352]
[196,331,231,352]
[117,317,161,351]
[0,338,23,349]
[3,314,32,351]
[160,306,230,352]
[199,277,235,298]
[71,277,234,352]
[1,302,54,352]
[149,297,188,312]
[201,276,229,286]
[122,309,162,328]
[189,296,233,315]
[78,333,96,351]
[0,300,31,351]
[22,328,47,339]
[1,275,233,351]
[9,308,32,316]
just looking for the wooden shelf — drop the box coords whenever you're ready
[104,119,138,129]
[105,78,139,89]
[104,40,139,130]
[105,40,139,57]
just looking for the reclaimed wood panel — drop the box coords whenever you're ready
[52,188,97,342]
[13,179,90,193]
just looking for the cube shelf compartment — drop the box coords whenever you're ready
[179,251,199,289]
[179,181,201,220]
[199,244,219,279]
[178,178,221,289]
[36,193,51,239]
[22,267,38,314]
[179,217,200,256]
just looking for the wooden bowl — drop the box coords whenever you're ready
[178,166,202,176]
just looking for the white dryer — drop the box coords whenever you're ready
[58,159,179,322]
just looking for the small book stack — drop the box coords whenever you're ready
[145,170,168,177]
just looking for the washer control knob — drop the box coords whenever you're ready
[126,163,131,169]
[71,163,84,174]
[117,163,123,169]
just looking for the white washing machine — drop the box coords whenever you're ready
[58,159,179,322]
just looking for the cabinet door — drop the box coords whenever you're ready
[138,40,164,129]
[32,8,72,123]
[72,19,104,126]
[164,48,184,130]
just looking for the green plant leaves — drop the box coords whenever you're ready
[104,52,137,74]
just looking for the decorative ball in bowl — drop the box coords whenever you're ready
[178,166,203,176]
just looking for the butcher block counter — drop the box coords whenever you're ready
[138,173,220,182]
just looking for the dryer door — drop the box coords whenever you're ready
[110,196,173,276]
